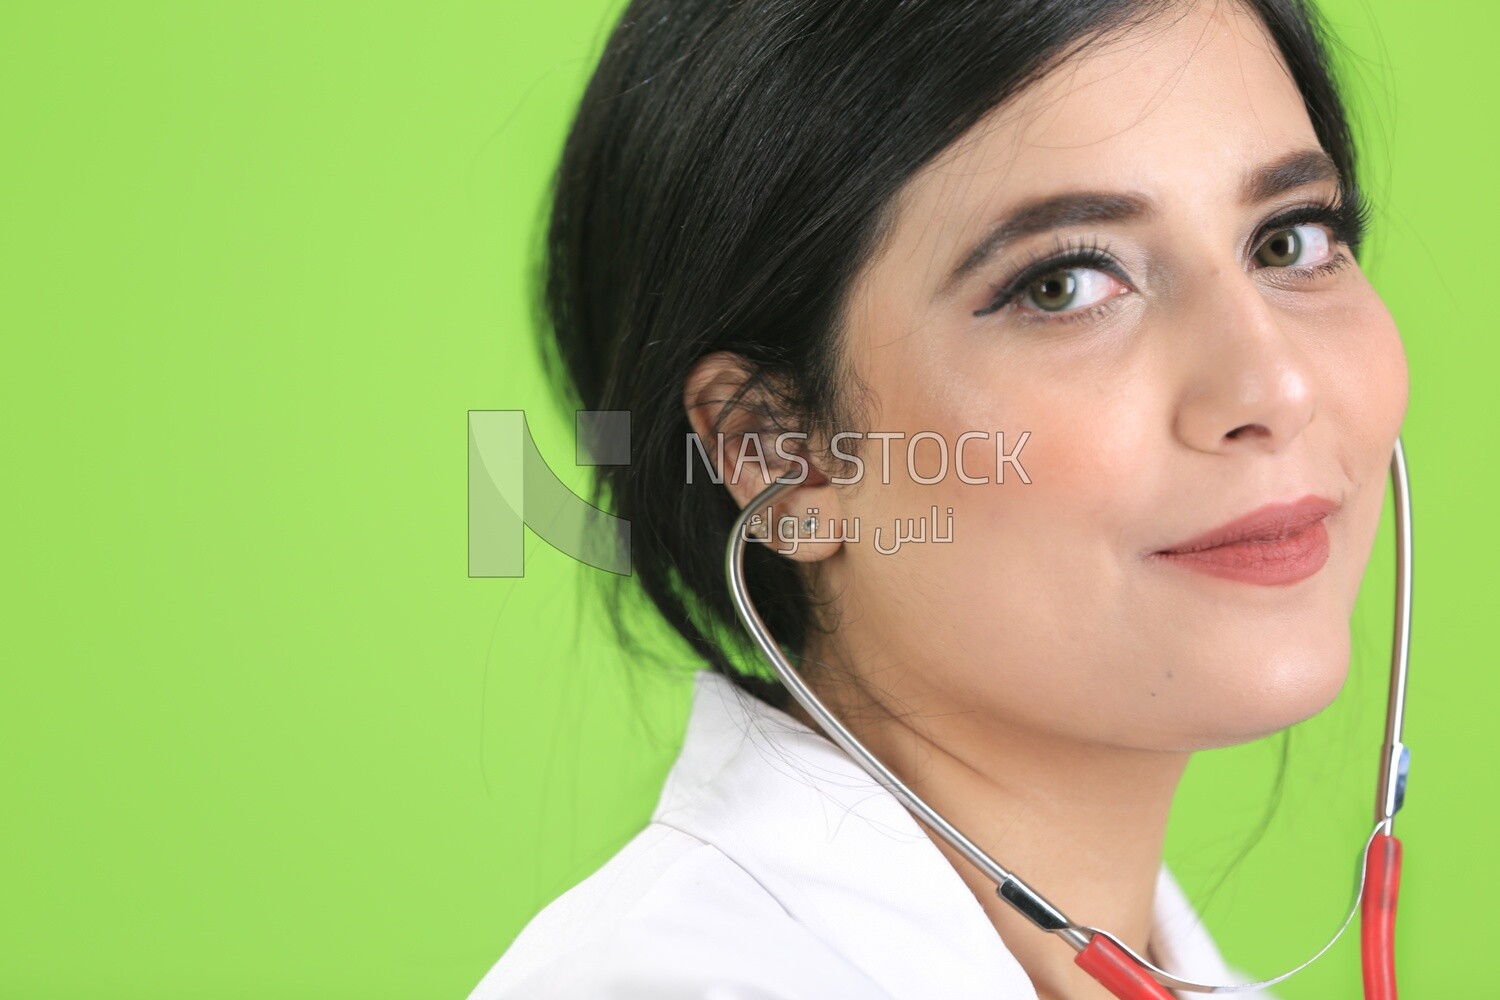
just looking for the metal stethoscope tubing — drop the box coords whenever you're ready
[725,436,1412,998]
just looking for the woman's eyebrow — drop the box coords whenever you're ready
[1241,147,1340,204]
[937,192,1150,298]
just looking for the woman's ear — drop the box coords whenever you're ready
[682,351,844,563]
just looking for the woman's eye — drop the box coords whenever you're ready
[1019,267,1123,314]
[1254,223,1332,268]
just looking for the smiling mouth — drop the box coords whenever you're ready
[1149,495,1338,586]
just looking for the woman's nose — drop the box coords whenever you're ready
[1170,270,1319,455]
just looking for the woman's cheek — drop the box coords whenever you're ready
[1318,278,1408,432]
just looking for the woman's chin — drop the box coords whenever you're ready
[1181,638,1353,749]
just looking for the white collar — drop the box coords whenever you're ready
[650,669,1246,1000]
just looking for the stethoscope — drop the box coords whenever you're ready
[725,437,1412,999]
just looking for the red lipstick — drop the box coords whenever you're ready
[1151,495,1337,585]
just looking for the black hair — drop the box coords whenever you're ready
[538,0,1361,710]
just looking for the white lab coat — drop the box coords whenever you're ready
[468,669,1274,999]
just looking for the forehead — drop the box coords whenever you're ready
[887,1,1322,257]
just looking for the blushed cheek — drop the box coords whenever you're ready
[1330,289,1408,435]
[1351,302,1408,489]
[909,413,1142,616]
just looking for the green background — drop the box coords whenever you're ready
[2,1,1493,996]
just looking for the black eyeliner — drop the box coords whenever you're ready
[973,239,1127,317]
[1253,187,1370,257]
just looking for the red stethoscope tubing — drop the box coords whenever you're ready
[1361,832,1402,1000]
[1074,936,1176,999]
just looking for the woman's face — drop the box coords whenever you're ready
[810,0,1408,751]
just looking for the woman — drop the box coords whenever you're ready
[471,0,1408,996]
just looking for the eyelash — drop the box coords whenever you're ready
[973,237,1124,321]
[972,191,1372,322]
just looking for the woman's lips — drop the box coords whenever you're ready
[1149,495,1338,586]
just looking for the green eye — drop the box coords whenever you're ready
[1256,227,1305,267]
[1027,271,1079,311]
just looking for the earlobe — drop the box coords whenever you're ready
[764,501,845,564]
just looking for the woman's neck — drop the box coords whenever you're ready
[783,664,1189,1000]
